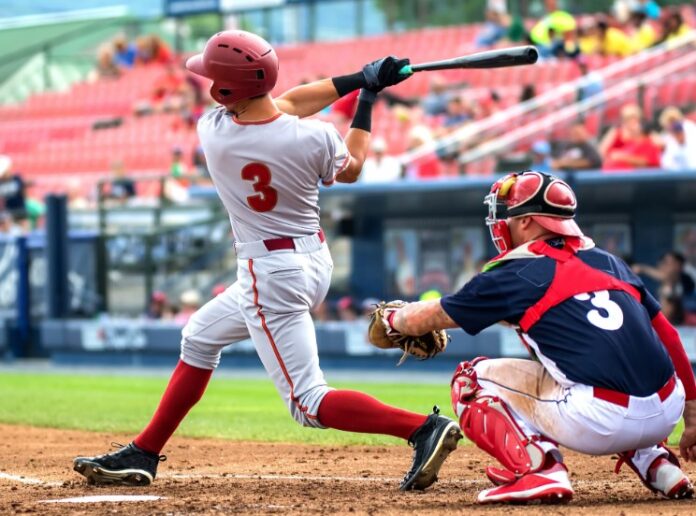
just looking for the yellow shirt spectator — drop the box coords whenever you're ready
[602,26,634,56]
[631,23,657,51]
[530,11,577,46]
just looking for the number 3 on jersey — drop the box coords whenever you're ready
[574,290,624,331]
[242,163,278,212]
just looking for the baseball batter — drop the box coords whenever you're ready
[73,30,461,491]
[374,171,696,503]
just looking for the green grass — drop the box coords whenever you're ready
[0,372,684,446]
[0,372,453,446]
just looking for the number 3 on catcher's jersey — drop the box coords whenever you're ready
[574,290,624,331]
[241,162,278,212]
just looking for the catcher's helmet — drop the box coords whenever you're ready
[186,30,279,105]
[484,171,583,253]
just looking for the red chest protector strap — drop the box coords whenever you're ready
[518,238,642,333]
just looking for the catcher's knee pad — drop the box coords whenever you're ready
[459,395,545,476]
[450,357,490,416]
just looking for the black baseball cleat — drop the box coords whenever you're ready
[73,442,166,486]
[400,406,463,491]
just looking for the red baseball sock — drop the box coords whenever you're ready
[317,389,427,441]
[134,360,212,454]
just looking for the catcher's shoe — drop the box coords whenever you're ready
[73,442,166,486]
[400,406,463,491]
[615,447,694,499]
[477,461,573,504]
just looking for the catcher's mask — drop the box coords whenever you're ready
[484,170,583,254]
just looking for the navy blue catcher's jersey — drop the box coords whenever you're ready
[440,241,674,397]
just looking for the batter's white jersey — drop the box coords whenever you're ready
[197,107,350,242]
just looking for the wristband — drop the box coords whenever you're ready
[350,99,373,132]
[332,72,367,97]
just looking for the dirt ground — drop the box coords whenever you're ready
[1,424,695,515]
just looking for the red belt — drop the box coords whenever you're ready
[593,375,677,408]
[263,229,325,252]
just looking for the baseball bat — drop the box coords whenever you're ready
[399,46,538,75]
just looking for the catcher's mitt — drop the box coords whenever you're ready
[367,300,449,365]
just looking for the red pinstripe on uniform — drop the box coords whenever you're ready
[248,258,318,419]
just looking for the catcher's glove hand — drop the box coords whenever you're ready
[367,300,449,365]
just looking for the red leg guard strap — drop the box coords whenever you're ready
[459,396,545,476]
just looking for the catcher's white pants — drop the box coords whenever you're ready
[180,233,332,428]
[458,358,685,478]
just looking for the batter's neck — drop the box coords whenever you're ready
[229,95,280,122]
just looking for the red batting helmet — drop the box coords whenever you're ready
[484,171,583,253]
[186,30,279,105]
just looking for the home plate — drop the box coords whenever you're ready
[41,495,162,503]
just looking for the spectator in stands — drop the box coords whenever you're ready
[662,295,686,326]
[634,251,695,325]
[600,104,661,171]
[551,122,602,171]
[170,146,189,179]
[0,156,27,226]
[576,56,604,103]
[519,84,536,104]
[66,179,91,210]
[475,1,510,48]
[479,90,504,117]
[528,0,577,57]
[163,148,191,204]
[135,34,173,65]
[88,45,120,82]
[529,140,553,173]
[107,160,136,203]
[174,289,201,325]
[422,76,451,117]
[135,62,187,116]
[657,9,691,45]
[440,96,473,132]
[639,0,661,20]
[627,9,657,51]
[360,137,402,183]
[112,35,137,68]
[659,107,696,171]
[337,296,358,321]
[145,291,172,320]
[596,17,634,57]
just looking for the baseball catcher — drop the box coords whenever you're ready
[373,171,696,503]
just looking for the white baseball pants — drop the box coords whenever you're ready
[458,358,685,478]
[180,232,333,428]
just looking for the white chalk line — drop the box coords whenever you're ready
[0,472,62,487]
[1,469,641,489]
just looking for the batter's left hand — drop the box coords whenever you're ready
[362,56,411,92]
[679,400,696,461]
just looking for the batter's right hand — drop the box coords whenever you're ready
[362,56,411,92]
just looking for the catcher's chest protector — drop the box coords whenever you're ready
[517,237,641,333]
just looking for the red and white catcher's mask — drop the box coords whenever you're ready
[484,171,583,254]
